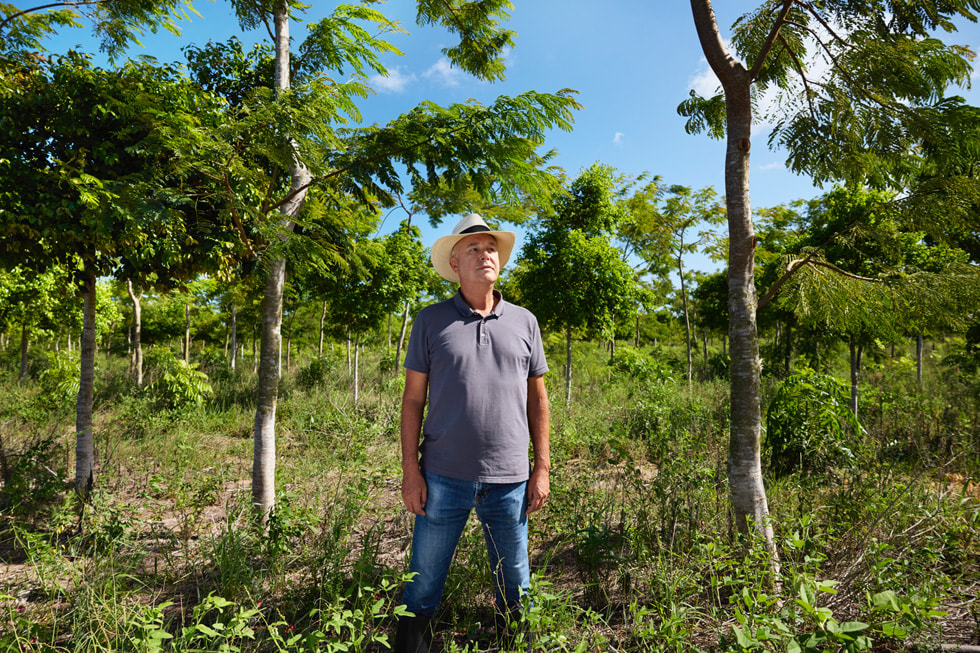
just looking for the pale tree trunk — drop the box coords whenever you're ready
[230,302,237,371]
[679,259,693,388]
[252,324,258,373]
[916,333,923,387]
[346,335,352,374]
[849,339,862,419]
[75,270,97,500]
[19,323,28,381]
[691,0,778,566]
[353,332,360,404]
[184,303,191,363]
[395,300,410,376]
[252,0,311,522]
[126,279,143,388]
[318,300,327,357]
[285,309,294,373]
[564,326,572,405]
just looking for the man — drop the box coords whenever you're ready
[396,213,551,653]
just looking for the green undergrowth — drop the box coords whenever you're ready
[0,339,978,651]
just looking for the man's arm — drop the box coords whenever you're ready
[525,374,550,515]
[400,368,429,515]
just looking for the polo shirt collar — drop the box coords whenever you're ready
[453,289,505,318]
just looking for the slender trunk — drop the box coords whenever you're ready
[184,303,191,364]
[702,328,708,377]
[353,332,360,404]
[916,333,923,387]
[285,309,294,373]
[346,335,352,374]
[387,313,392,351]
[635,313,640,347]
[564,327,572,405]
[849,339,860,419]
[252,0,311,522]
[126,280,143,388]
[395,301,410,375]
[230,302,238,372]
[318,300,327,357]
[252,323,258,373]
[691,0,777,564]
[19,323,28,381]
[75,270,97,500]
[67,326,72,354]
[253,258,286,521]
[680,261,693,388]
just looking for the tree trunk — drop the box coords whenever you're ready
[253,258,285,522]
[126,279,143,388]
[230,302,238,372]
[353,331,360,404]
[252,0,311,522]
[691,0,778,564]
[395,300,410,376]
[318,300,327,357]
[916,333,923,387]
[679,260,693,388]
[252,323,258,373]
[19,322,28,381]
[285,309,294,373]
[564,326,573,405]
[184,302,191,364]
[849,339,862,419]
[75,270,97,500]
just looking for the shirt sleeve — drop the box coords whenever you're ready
[527,315,549,378]
[403,310,430,374]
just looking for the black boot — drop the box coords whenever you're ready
[395,614,433,653]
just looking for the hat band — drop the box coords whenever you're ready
[459,225,490,234]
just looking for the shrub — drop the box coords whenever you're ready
[610,347,674,384]
[37,351,80,411]
[765,367,864,476]
[143,346,212,409]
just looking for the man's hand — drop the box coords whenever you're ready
[402,466,427,516]
[526,465,550,515]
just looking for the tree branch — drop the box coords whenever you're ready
[747,0,795,82]
[777,33,818,121]
[0,0,102,33]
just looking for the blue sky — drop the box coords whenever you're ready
[18,1,980,271]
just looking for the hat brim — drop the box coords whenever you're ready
[431,231,516,283]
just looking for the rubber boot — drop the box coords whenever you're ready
[394,614,433,653]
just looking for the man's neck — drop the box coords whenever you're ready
[459,283,497,316]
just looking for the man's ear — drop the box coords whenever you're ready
[449,257,458,273]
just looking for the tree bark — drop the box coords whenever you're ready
[318,300,327,357]
[126,279,143,388]
[691,0,778,563]
[75,270,97,500]
[230,301,238,371]
[916,333,923,387]
[849,339,862,419]
[564,326,573,405]
[252,0,311,522]
[353,331,360,404]
[19,322,28,381]
[253,258,285,521]
[184,302,191,364]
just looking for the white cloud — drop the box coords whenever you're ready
[758,161,784,171]
[613,131,625,145]
[368,66,417,94]
[424,57,465,87]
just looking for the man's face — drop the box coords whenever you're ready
[450,233,499,286]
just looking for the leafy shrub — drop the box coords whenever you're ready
[297,357,333,391]
[144,346,212,409]
[765,367,863,476]
[610,348,673,383]
[0,436,68,517]
[37,351,81,411]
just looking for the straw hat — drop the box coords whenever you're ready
[430,214,516,284]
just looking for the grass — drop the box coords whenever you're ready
[0,335,978,652]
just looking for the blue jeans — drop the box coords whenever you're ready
[403,470,530,617]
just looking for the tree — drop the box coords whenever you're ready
[680,0,980,561]
[0,53,240,499]
[627,182,725,386]
[514,164,643,404]
[170,2,581,521]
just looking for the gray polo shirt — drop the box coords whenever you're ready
[404,290,548,483]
